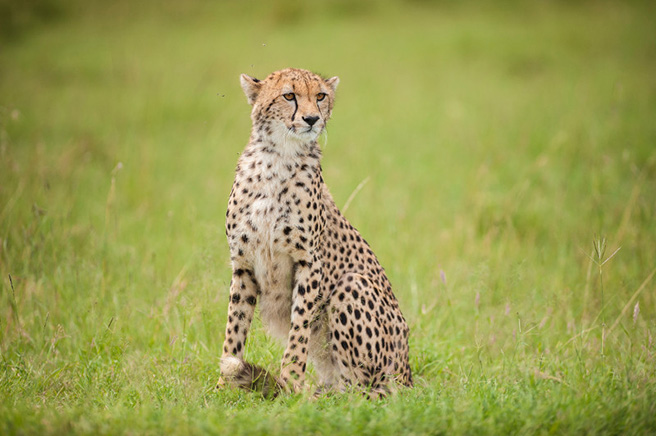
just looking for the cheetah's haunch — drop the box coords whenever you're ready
[217,68,412,397]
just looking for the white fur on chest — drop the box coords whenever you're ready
[248,155,291,233]
[241,150,296,248]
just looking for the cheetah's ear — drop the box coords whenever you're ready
[240,74,262,105]
[325,76,340,94]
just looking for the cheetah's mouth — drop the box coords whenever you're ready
[289,125,320,136]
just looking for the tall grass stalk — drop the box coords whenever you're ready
[589,236,621,356]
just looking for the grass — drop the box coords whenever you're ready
[1,0,656,434]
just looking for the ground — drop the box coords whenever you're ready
[1,0,655,434]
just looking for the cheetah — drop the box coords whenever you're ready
[217,68,412,397]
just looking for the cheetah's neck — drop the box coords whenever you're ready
[249,127,322,160]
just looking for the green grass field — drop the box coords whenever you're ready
[2,0,656,434]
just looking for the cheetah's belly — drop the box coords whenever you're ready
[252,245,294,344]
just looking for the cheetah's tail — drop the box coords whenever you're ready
[219,356,284,398]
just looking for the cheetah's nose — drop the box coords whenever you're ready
[302,116,319,126]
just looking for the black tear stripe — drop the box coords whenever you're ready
[318,100,325,119]
[291,97,298,122]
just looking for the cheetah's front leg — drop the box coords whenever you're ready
[279,253,323,391]
[217,266,258,388]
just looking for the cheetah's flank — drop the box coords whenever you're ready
[217,68,412,398]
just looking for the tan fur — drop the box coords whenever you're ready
[217,68,412,396]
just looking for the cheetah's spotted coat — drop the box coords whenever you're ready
[218,68,412,396]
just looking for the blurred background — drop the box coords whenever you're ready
[1,0,656,431]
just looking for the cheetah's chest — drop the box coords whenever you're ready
[230,154,317,255]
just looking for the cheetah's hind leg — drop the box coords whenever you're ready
[327,273,410,394]
[219,356,284,398]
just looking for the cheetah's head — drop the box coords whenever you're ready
[240,68,339,144]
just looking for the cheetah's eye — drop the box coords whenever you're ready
[317,93,327,102]
[283,93,295,101]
